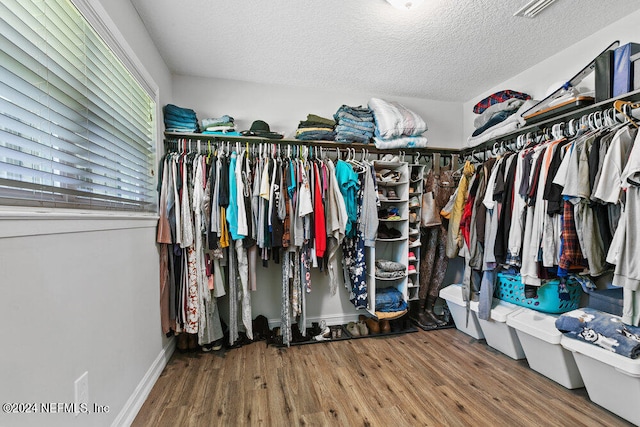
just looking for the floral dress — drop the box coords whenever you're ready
[342,171,368,309]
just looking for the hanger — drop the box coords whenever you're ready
[432,153,441,174]
[348,148,364,169]
[551,123,565,140]
[613,99,639,128]
[451,153,460,172]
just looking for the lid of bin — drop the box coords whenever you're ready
[560,335,640,376]
[469,298,520,322]
[490,299,522,322]
[469,300,479,312]
[506,307,562,344]
[439,284,466,306]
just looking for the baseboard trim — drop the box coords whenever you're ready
[111,338,175,427]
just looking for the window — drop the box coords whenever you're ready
[0,0,156,212]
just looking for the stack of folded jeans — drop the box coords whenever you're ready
[200,115,241,136]
[163,104,199,132]
[375,286,408,312]
[333,105,374,144]
[295,114,336,141]
[375,259,406,279]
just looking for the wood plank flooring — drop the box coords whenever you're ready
[132,328,633,426]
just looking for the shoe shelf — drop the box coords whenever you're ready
[374,275,407,281]
[376,180,408,187]
[408,163,425,303]
[277,314,419,347]
[376,237,406,242]
[286,324,352,346]
[368,160,410,317]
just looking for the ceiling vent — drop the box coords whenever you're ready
[514,0,558,18]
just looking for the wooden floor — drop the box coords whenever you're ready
[133,327,633,427]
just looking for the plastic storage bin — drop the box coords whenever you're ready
[506,308,584,389]
[439,284,484,340]
[469,299,525,360]
[561,335,640,425]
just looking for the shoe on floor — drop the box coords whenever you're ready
[379,319,391,334]
[313,326,331,341]
[365,318,380,334]
[176,333,189,352]
[202,338,224,352]
[346,322,360,337]
[357,320,369,336]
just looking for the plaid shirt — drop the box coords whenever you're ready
[558,200,587,273]
[473,90,532,114]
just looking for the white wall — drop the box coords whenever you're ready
[171,75,464,149]
[462,9,640,143]
[0,0,173,426]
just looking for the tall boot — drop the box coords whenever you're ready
[417,296,447,329]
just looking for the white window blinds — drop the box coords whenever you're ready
[0,0,156,211]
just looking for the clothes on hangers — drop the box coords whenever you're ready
[160,141,414,345]
[450,119,640,326]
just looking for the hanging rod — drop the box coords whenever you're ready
[163,131,461,157]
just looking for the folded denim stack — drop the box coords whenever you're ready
[295,114,336,141]
[163,104,199,133]
[200,115,240,136]
[333,105,375,144]
[375,259,406,279]
[375,286,408,312]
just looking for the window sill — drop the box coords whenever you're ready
[0,207,159,238]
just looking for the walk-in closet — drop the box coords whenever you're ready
[3,1,640,426]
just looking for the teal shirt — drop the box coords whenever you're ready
[335,160,360,238]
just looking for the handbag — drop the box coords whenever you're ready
[421,191,441,227]
[421,168,442,227]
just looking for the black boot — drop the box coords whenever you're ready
[420,296,448,329]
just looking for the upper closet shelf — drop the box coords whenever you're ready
[463,89,640,155]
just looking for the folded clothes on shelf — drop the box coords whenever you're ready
[377,224,402,239]
[295,113,336,141]
[163,104,199,132]
[376,286,408,312]
[375,259,406,272]
[333,105,375,144]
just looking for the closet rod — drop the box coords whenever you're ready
[163,131,461,157]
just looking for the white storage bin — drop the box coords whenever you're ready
[439,284,484,340]
[561,335,640,425]
[470,298,525,360]
[506,308,583,389]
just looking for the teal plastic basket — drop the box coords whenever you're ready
[495,273,582,314]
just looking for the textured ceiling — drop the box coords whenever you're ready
[131,0,640,102]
